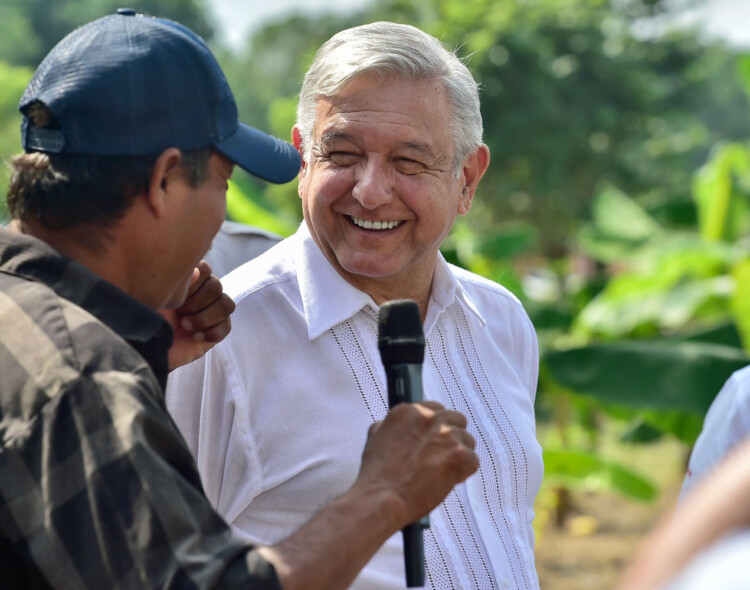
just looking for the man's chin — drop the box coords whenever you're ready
[162,279,193,310]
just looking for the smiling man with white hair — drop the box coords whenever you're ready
[168,21,542,589]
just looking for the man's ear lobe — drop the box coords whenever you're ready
[146,148,183,217]
[458,144,490,216]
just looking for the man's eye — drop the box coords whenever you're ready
[396,158,425,174]
[328,152,359,166]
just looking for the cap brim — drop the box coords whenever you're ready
[215,123,301,184]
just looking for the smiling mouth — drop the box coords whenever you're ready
[350,216,402,230]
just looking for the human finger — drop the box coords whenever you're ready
[453,427,476,451]
[412,402,468,430]
[179,272,227,317]
[185,260,212,299]
[181,291,235,336]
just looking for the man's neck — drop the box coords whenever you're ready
[354,275,434,322]
[20,217,134,300]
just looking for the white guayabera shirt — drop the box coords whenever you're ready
[167,222,543,590]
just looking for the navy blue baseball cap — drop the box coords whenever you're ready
[19,9,300,184]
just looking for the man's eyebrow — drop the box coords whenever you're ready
[319,131,354,145]
[319,132,435,157]
[399,141,435,159]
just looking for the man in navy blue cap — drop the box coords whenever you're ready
[0,10,479,589]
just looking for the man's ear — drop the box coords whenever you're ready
[291,125,305,160]
[458,144,490,216]
[145,147,184,218]
[292,126,307,198]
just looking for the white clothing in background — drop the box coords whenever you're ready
[662,530,750,590]
[681,366,750,500]
[203,220,281,278]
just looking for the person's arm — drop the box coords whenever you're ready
[4,368,278,589]
[259,401,478,590]
[616,436,750,590]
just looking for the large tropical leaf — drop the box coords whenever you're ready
[640,410,704,445]
[544,339,749,415]
[738,55,750,103]
[590,183,662,243]
[731,258,750,355]
[543,448,657,502]
[692,143,750,242]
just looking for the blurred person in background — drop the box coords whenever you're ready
[204,220,281,278]
[680,367,750,499]
[617,435,750,590]
[618,364,750,589]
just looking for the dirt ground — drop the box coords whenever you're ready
[535,482,681,590]
[534,437,686,590]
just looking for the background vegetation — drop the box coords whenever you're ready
[3,0,750,580]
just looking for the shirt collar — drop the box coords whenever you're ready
[424,254,487,335]
[0,227,172,388]
[295,223,376,340]
[294,223,486,339]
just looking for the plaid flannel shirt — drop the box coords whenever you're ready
[0,228,280,589]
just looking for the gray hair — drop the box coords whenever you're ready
[296,21,484,176]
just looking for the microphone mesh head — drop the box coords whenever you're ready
[378,299,425,366]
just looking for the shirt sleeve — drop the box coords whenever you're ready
[680,367,750,501]
[0,369,281,590]
[520,307,540,403]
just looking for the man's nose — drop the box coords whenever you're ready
[351,159,394,209]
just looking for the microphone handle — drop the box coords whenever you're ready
[404,517,430,587]
[386,363,429,587]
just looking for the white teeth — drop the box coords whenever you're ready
[350,216,401,230]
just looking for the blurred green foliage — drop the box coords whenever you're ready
[0,0,214,69]
[543,448,657,501]
[0,62,33,221]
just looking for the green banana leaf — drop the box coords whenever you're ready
[543,448,657,502]
[544,339,749,415]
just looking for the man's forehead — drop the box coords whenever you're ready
[315,75,448,118]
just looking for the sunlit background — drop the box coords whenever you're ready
[2,1,750,587]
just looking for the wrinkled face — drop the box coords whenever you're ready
[162,152,232,308]
[296,74,479,301]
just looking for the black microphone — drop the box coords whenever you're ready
[378,299,430,588]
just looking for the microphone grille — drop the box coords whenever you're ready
[377,299,425,366]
